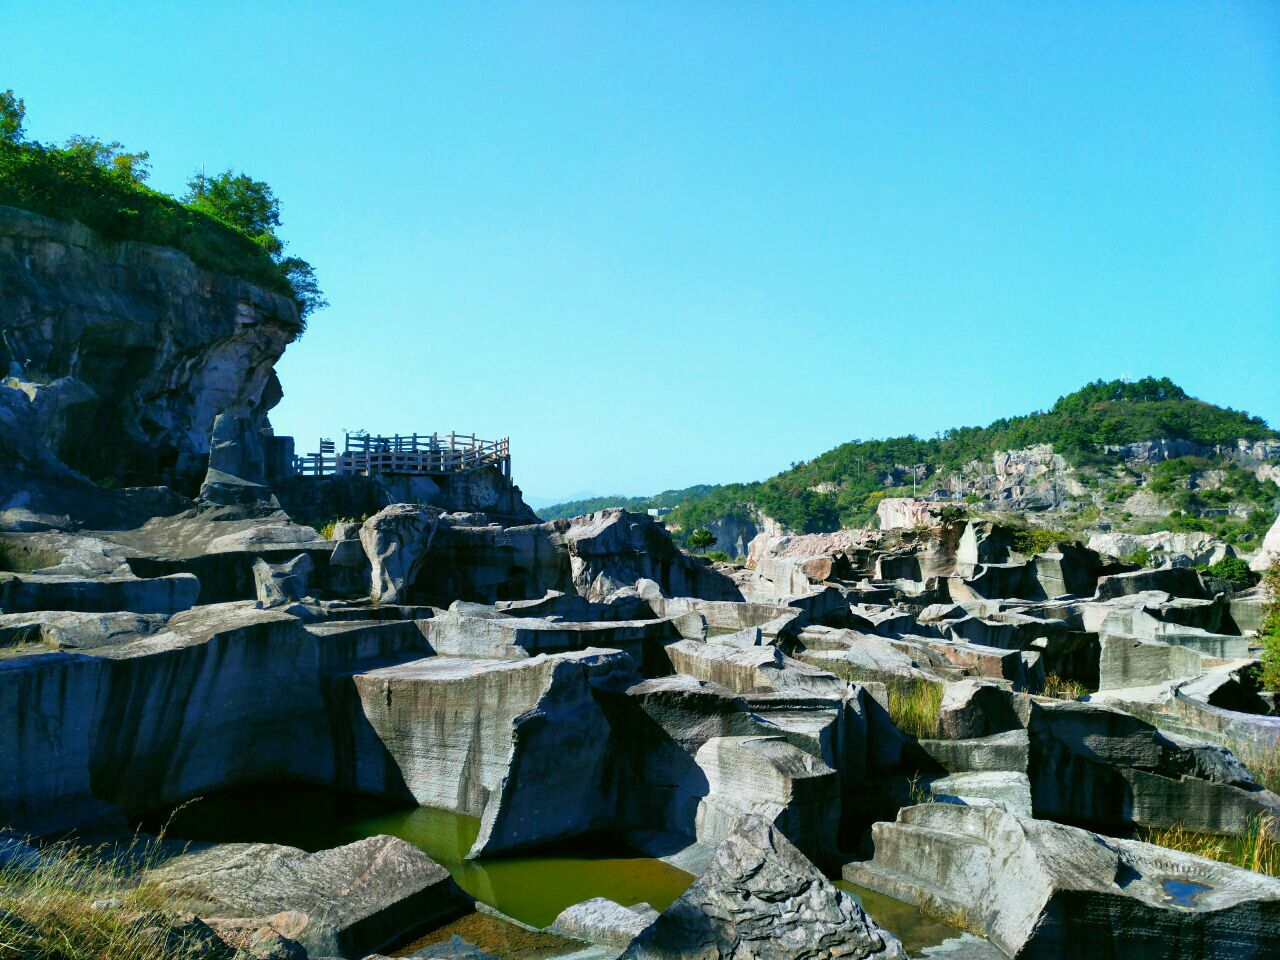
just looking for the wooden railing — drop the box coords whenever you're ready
[293,432,511,478]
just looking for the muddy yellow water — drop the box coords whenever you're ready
[142,782,692,929]
[836,880,963,954]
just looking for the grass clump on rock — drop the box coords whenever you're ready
[0,833,220,960]
[1139,815,1279,878]
[885,678,943,739]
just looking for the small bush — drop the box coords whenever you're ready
[1123,545,1153,568]
[1197,556,1261,587]
[317,515,368,540]
[1011,527,1073,556]
[705,550,731,564]
[1260,564,1280,695]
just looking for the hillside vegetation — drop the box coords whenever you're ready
[0,89,324,327]
[539,378,1278,541]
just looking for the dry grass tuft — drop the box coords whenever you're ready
[1041,673,1092,701]
[886,678,944,740]
[1139,814,1279,878]
[0,831,216,959]
[796,656,945,740]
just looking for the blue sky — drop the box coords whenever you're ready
[6,2,1279,502]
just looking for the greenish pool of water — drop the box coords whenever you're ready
[836,880,965,954]
[139,782,693,929]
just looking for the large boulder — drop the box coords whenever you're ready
[349,648,637,856]
[623,814,905,959]
[1250,512,1280,572]
[252,553,313,608]
[563,509,742,602]
[198,413,280,513]
[1088,531,1236,568]
[360,504,443,603]
[844,803,1280,960]
[147,835,469,959]
[551,897,657,948]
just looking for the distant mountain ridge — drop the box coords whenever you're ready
[535,378,1279,550]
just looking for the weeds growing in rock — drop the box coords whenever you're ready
[886,679,943,740]
[1225,739,1280,795]
[1139,814,1279,878]
[791,660,943,739]
[1041,673,1091,701]
[0,832,216,960]
[913,890,982,936]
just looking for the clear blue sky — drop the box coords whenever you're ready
[6,2,1279,502]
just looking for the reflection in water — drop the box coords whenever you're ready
[1161,877,1211,908]
[836,880,964,954]
[141,782,692,929]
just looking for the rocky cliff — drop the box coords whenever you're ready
[0,205,300,492]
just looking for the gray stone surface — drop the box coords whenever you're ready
[623,815,905,959]
[551,897,656,948]
[0,571,199,615]
[198,413,280,513]
[253,553,313,608]
[844,803,1280,959]
[0,205,299,493]
[149,835,469,959]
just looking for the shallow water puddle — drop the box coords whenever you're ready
[1160,877,1212,908]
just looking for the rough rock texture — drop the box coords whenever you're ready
[0,205,300,491]
[253,553,313,608]
[148,835,469,959]
[0,602,431,834]
[1250,513,1280,572]
[844,803,1280,960]
[361,505,444,603]
[550,897,657,948]
[198,412,281,513]
[562,510,742,603]
[359,507,741,607]
[1088,531,1236,568]
[623,814,905,959]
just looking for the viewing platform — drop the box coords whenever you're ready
[293,432,511,478]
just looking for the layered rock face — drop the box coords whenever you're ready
[0,205,300,491]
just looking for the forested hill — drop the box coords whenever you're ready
[0,88,324,327]
[537,378,1278,535]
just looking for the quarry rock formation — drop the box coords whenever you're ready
[0,205,300,492]
[3,205,1279,959]
[844,803,1280,960]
